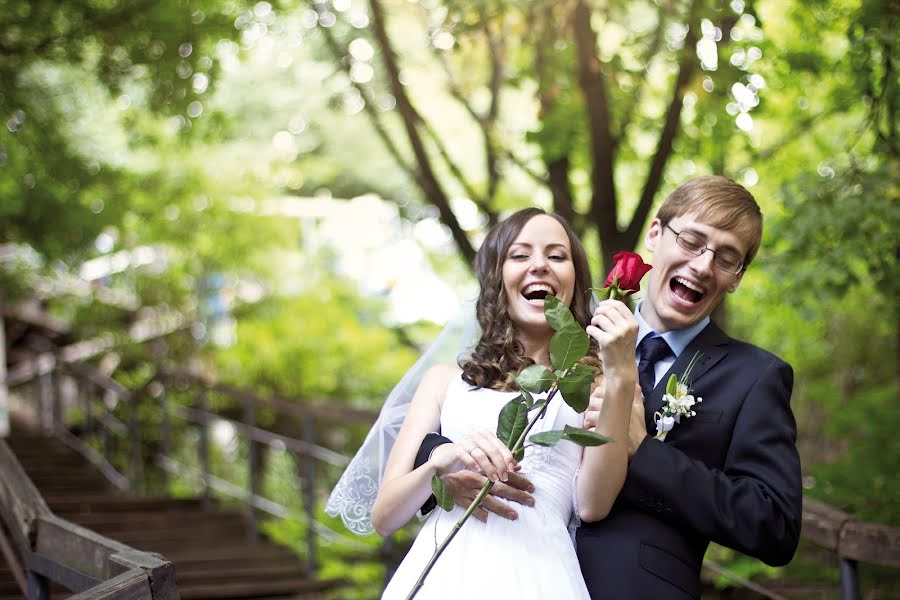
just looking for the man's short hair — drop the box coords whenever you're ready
[657,176,763,268]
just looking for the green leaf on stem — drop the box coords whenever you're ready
[557,363,597,412]
[561,425,615,446]
[516,364,555,392]
[528,429,565,447]
[497,398,528,453]
[550,322,590,371]
[530,425,615,447]
[521,390,535,409]
[543,295,575,331]
[432,476,454,512]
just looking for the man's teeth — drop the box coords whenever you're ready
[674,277,704,294]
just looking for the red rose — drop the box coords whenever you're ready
[603,251,652,299]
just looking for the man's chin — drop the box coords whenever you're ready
[660,301,711,329]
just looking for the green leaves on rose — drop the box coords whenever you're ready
[496,397,529,461]
[550,322,590,371]
[557,363,597,413]
[530,425,614,448]
[432,476,454,511]
[543,295,575,331]
[544,296,590,371]
[515,364,555,392]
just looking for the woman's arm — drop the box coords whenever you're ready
[370,365,517,536]
[577,299,638,522]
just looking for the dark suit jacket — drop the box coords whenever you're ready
[575,320,802,599]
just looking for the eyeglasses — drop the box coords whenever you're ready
[665,225,745,275]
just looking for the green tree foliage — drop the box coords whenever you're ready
[213,276,418,402]
[293,0,762,269]
[0,0,242,259]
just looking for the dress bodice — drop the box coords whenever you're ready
[381,372,591,599]
[440,373,584,523]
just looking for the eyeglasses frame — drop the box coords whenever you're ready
[664,224,746,275]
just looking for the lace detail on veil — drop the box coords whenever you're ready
[325,301,480,535]
[326,456,380,535]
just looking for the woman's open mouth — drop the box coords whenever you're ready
[521,283,556,303]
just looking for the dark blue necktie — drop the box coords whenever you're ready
[637,335,672,399]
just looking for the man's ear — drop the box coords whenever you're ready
[645,219,663,252]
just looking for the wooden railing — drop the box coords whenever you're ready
[4,349,900,599]
[0,439,178,600]
[5,351,385,581]
[802,497,900,598]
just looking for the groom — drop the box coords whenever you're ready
[415,176,802,598]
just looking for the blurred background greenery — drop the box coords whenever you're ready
[1,0,897,597]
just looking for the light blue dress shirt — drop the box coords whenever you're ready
[633,302,709,386]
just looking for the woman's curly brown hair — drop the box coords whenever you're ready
[460,208,599,391]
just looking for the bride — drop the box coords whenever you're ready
[367,208,639,599]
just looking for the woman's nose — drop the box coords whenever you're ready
[529,255,549,272]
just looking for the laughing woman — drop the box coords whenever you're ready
[371,208,638,599]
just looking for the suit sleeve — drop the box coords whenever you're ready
[621,357,802,565]
[413,432,453,514]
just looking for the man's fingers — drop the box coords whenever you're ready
[481,494,518,520]
[492,481,535,507]
[503,472,535,493]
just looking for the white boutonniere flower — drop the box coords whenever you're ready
[653,351,703,441]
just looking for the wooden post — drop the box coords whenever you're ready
[198,389,212,511]
[159,384,171,490]
[0,311,8,438]
[127,391,142,494]
[81,380,93,441]
[840,558,859,600]
[301,415,317,576]
[26,570,49,600]
[245,394,259,543]
[102,392,113,461]
[38,369,54,434]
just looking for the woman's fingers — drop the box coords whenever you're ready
[589,300,638,360]
[583,409,600,429]
[459,431,517,482]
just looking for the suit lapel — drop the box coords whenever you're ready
[644,320,732,430]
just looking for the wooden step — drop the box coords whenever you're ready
[2,431,348,599]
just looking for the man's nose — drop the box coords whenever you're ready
[689,249,716,274]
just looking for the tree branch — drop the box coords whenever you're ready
[615,1,670,147]
[312,10,414,181]
[533,3,576,229]
[367,0,476,264]
[572,0,618,257]
[623,0,707,250]
[426,5,505,216]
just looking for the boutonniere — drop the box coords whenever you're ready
[653,351,703,441]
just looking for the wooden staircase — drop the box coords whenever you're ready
[0,429,345,600]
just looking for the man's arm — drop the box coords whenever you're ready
[621,357,802,565]
[414,433,452,513]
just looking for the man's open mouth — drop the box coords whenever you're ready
[522,283,556,301]
[670,276,705,304]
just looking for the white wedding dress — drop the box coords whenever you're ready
[381,374,591,599]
